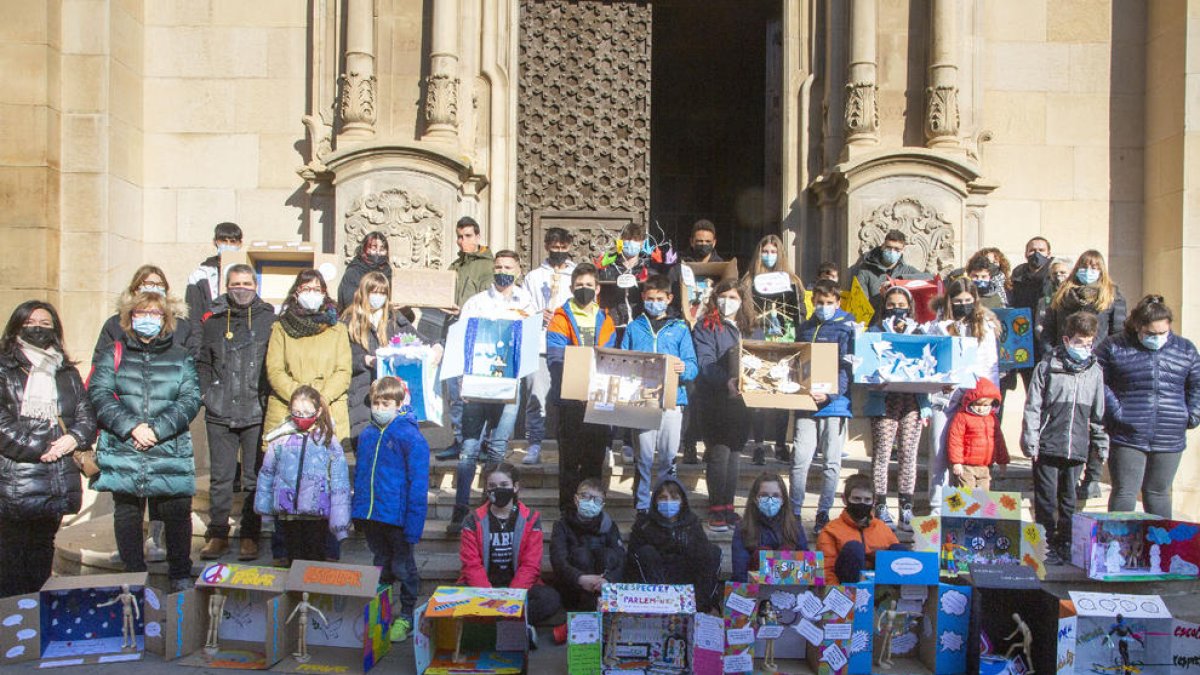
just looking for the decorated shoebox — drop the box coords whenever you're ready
[561,346,679,430]
[910,488,1047,579]
[377,336,445,425]
[1060,592,1175,675]
[273,561,392,673]
[220,240,340,308]
[679,260,739,326]
[414,587,528,675]
[992,308,1035,371]
[852,333,979,393]
[441,315,542,404]
[179,563,292,670]
[967,564,1058,675]
[1070,511,1200,581]
[738,340,839,411]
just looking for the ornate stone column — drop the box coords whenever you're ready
[843,0,879,149]
[339,0,376,142]
[925,0,960,148]
[422,0,461,143]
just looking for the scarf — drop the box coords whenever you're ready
[279,306,337,339]
[18,338,62,422]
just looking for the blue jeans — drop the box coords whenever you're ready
[455,401,519,508]
[361,521,420,620]
[524,358,551,446]
[447,376,464,445]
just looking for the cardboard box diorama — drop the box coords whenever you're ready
[274,561,392,673]
[578,583,722,675]
[414,587,529,675]
[679,260,739,325]
[967,564,1058,675]
[179,563,291,670]
[852,333,979,393]
[738,340,839,411]
[1070,511,1200,581]
[221,240,341,308]
[560,346,679,430]
[441,315,541,403]
[910,488,1048,579]
[377,337,445,425]
[1060,592,1178,675]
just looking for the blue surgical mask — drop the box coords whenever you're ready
[577,498,603,520]
[757,496,782,518]
[368,293,388,311]
[881,248,902,266]
[1066,345,1092,362]
[371,408,397,426]
[493,273,515,289]
[656,499,681,519]
[814,305,838,322]
[623,240,644,257]
[644,300,668,317]
[760,252,778,268]
[973,279,992,293]
[216,243,240,254]
[132,316,163,338]
[1076,268,1100,285]
[1142,333,1168,351]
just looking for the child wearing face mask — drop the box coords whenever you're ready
[731,473,807,582]
[255,386,351,564]
[550,478,625,627]
[816,474,903,584]
[946,377,1009,491]
[627,478,722,612]
[350,377,428,641]
[597,223,653,335]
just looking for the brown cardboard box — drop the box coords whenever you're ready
[220,240,341,308]
[35,571,151,666]
[679,259,739,325]
[179,563,292,670]
[738,341,839,411]
[0,591,41,666]
[273,561,391,673]
[392,268,458,309]
[561,346,679,430]
[144,588,205,661]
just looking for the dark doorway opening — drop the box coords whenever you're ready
[650,0,781,265]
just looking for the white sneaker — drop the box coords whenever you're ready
[145,521,166,563]
[522,444,541,465]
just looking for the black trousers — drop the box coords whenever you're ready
[0,516,60,597]
[114,493,193,582]
[360,521,420,618]
[279,519,328,563]
[630,543,722,613]
[553,543,613,612]
[1033,455,1083,545]
[557,401,610,511]
[525,584,564,626]
[206,421,263,540]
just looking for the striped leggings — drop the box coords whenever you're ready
[870,393,922,498]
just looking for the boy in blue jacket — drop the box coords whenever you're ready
[793,280,856,535]
[620,275,698,514]
[350,376,429,642]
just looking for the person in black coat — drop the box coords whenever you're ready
[627,477,722,612]
[550,478,625,612]
[337,231,393,311]
[196,264,276,561]
[94,264,197,361]
[0,300,96,597]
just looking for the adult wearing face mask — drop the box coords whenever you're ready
[1010,237,1053,319]
[848,229,932,308]
[816,474,902,585]
[196,264,276,561]
[337,231,392,311]
[627,477,722,613]
[731,473,807,583]
[186,221,243,339]
[683,219,724,263]
[94,264,197,362]
[1095,295,1200,518]
[90,292,202,592]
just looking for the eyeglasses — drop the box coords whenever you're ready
[132,310,165,318]
[298,286,323,293]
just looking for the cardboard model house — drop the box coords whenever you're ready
[179,563,291,670]
[414,587,529,675]
[679,260,739,326]
[1071,511,1200,581]
[853,333,979,393]
[561,346,679,430]
[910,488,1048,579]
[584,583,723,675]
[441,315,541,404]
[376,339,444,425]
[274,561,392,673]
[738,340,839,411]
[1060,592,1175,675]
[220,240,340,309]
[968,564,1058,675]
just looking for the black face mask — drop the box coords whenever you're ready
[846,502,873,523]
[488,487,516,508]
[20,326,56,350]
[692,244,714,258]
[1026,251,1049,269]
[884,307,910,321]
[573,287,596,306]
[951,302,975,320]
[227,287,258,308]
[365,252,387,267]
[548,251,571,267]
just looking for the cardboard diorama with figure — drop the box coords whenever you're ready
[274,561,392,673]
[441,315,541,403]
[679,260,739,325]
[910,488,1048,579]
[560,346,679,430]
[738,340,839,411]
[377,334,444,425]
[1070,511,1200,581]
[853,333,979,393]
[179,563,291,670]
[1061,592,1175,675]
[414,587,529,675]
[968,565,1057,675]
[220,240,340,308]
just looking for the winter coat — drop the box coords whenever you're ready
[598,256,652,329]
[848,246,931,307]
[627,478,716,600]
[350,409,429,542]
[550,510,625,588]
[0,350,95,520]
[1095,332,1200,453]
[691,315,750,449]
[94,312,196,362]
[450,247,495,308]
[337,256,393,311]
[458,500,546,590]
[263,322,352,444]
[795,309,855,418]
[185,255,220,341]
[196,295,276,428]
[1021,349,1107,463]
[1039,285,1127,357]
[254,430,351,540]
[947,377,1009,467]
[742,274,807,342]
[546,302,617,403]
[620,315,699,406]
[730,511,808,583]
[345,314,416,439]
[90,333,201,498]
[816,510,900,584]
[1009,261,1051,314]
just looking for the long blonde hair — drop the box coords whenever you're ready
[342,271,392,349]
[1051,249,1117,311]
[744,234,804,289]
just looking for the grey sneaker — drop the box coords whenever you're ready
[897,506,914,532]
[522,444,541,465]
[875,503,895,527]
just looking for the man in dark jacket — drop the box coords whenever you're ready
[848,229,931,308]
[185,221,243,339]
[1010,237,1053,387]
[681,219,725,263]
[196,264,276,561]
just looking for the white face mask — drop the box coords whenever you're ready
[297,291,325,311]
[717,297,741,317]
[368,293,388,311]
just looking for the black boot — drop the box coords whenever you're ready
[775,443,791,463]
[446,505,470,535]
[751,444,765,466]
[682,444,699,465]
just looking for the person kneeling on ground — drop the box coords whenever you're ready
[627,477,721,613]
[550,478,625,642]
[816,474,905,584]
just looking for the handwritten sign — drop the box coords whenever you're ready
[825,622,853,641]
[822,588,854,619]
[724,592,757,617]
[822,643,848,671]
[795,618,823,646]
[725,627,755,646]
[302,567,363,588]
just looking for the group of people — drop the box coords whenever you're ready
[0,216,1197,649]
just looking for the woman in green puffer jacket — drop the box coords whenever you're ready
[90,291,201,592]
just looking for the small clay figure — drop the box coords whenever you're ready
[941,533,967,574]
[1151,543,1163,574]
[875,599,909,669]
[1127,536,1144,569]
[204,590,227,653]
[1003,613,1034,674]
[286,591,328,662]
[1104,614,1145,671]
[97,584,139,650]
[756,599,781,672]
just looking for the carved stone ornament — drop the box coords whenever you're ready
[857,198,956,274]
[425,73,460,128]
[339,69,377,127]
[925,84,960,140]
[343,188,445,269]
[844,81,879,137]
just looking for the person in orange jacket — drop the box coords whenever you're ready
[816,474,904,584]
[947,377,1010,491]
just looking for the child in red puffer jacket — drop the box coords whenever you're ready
[947,377,1009,490]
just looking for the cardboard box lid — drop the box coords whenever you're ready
[392,268,458,309]
[968,563,1041,590]
[195,562,287,593]
[873,551,940,586]
[425,587,527,618]
[597,584,697,615]
[1068,591,1170,619]
[738,341,839,410]
[681,260,739,283]
[41,571,148,592]
[285,561,381,598]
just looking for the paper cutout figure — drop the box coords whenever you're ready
[1150,544,1163,574]
[1003,613,1034,674]
[204,589,227,654]
[874,599,910,669]
[97,584,140,651]
[287,592,329,663]
[1103,614,1145,672]
[1105,540,1123,575]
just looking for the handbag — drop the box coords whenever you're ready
[76,341,124,479]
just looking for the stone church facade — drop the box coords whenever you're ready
[2,0,1198,511]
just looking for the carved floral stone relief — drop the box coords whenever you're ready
[343,188,445,269]
[857,197,956,274]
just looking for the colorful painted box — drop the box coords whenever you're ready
[560,347,680,430]
[179,563,293,670]
[377,340,444,425]
[414,587,528,675]
[853,333,979,393]
[992,308,1035,370]
[720,579,858,675]
[1070,511,1200,581]
[911,488,1047,579]
[1060,592,1174,675]
[968,564,1058,675]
